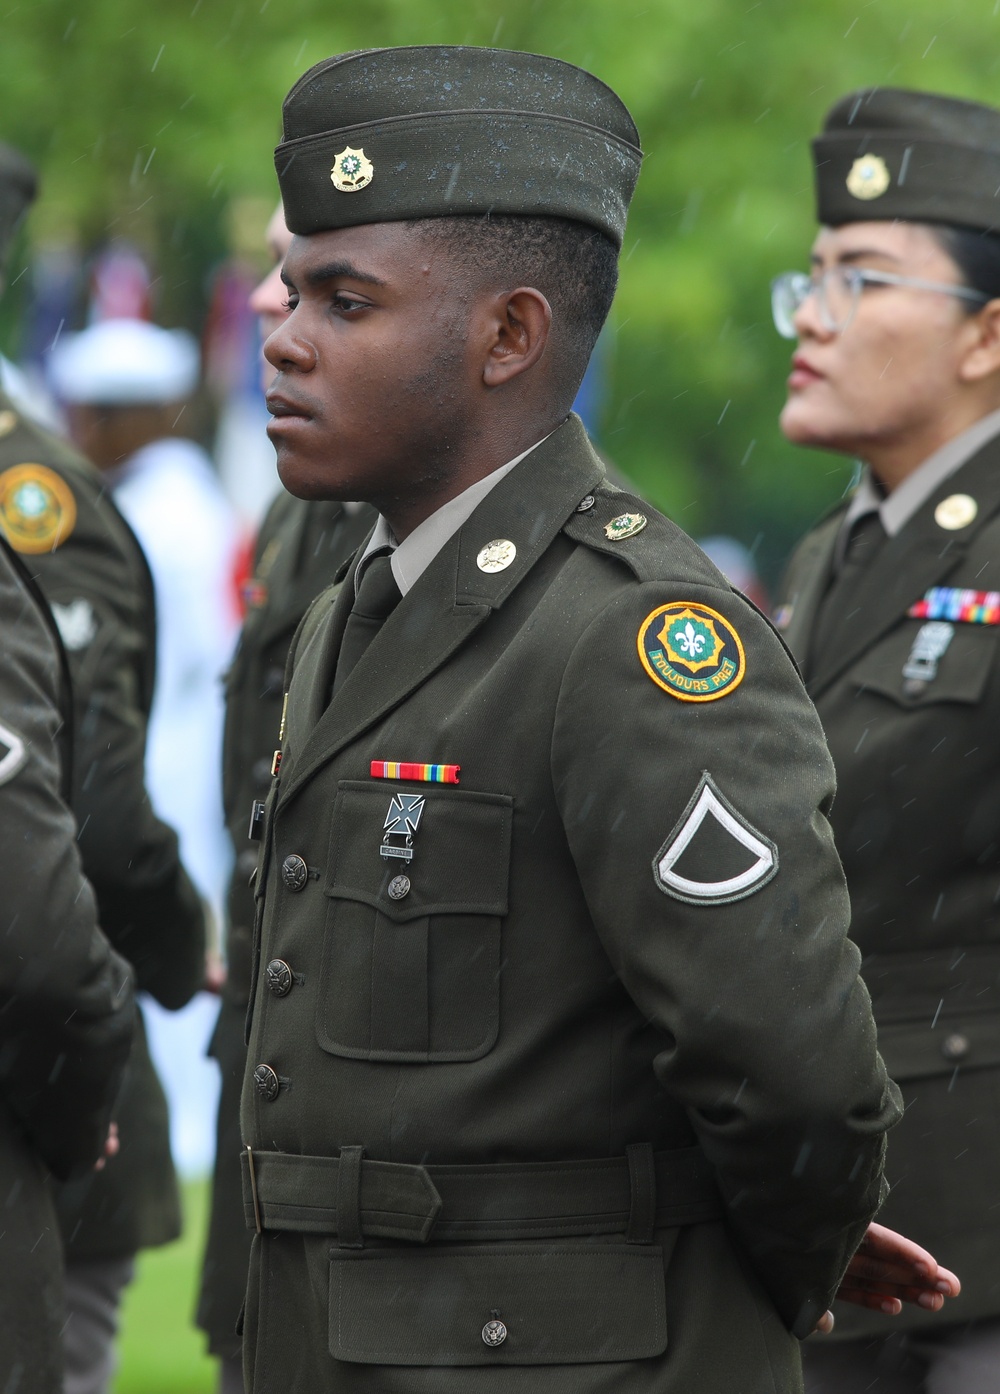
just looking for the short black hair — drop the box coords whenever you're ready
[412,214,619,399]
[927,223,1000,304]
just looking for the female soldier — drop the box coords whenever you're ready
[773,87,1000,1392]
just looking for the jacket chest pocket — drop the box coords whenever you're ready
[319,781,512,1063]
[849,620,998,709]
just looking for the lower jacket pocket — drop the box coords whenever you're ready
[328,1241,668,1366]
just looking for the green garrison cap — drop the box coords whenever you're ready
[275,46,642,248]
[812,88,1000,232]
[0,143,37,276]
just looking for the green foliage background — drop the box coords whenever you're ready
[4,0,1000,578]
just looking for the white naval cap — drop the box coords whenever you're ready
[49,317,200,405]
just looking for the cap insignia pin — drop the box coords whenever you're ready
[331,147,374,193]
[934,494,978,531]
[846,155,891,201]
[605,512,647,541]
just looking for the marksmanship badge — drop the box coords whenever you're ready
[380,792,425,862]
[638,601,745,702]
[846,154,891,201]
[331,147,374,192]
[0,463,77,553]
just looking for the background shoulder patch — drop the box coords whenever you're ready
[0,463,77,554]
[638,601,745,702]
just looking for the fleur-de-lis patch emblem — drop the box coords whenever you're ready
[638,601,746,703]
[331,147,374,193]
[661,610,724,674]
[380,793,425,862]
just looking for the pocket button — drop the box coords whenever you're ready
[387,874,411,901]
[253,1063,281,1102]
[941,1033,970,1061]
[482,1320,507,1348]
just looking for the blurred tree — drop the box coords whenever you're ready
[3,0,999,576]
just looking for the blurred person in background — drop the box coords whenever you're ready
[48,317,239,920]
[196,203,375,1394]
[772,88,1000,1392]
[0,526,135,1393]
[0,146,207,1394]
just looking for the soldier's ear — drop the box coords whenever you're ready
[481,287,551,388]
[958,297,1000,386]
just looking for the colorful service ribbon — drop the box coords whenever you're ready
[908,588,1000,624]
[370,761,461,785]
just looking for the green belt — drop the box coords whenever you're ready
[241,1143,722,1247]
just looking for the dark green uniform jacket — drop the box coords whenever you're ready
[776,428,1000,1337]
[240,417,900,1394]
[0,533,134,1394]
[197,491,376,1357]
[0,393,206,1262]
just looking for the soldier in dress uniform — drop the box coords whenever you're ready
[0,527,134,1394]
[196,204,375,1394]
[237,48,952,1393]
[0,145,206,1394]
[771,89,1000,1392]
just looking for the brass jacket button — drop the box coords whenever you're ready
[253,1063,281,1102]
[482,1319,507,1348]
[281,854,309,891]
[941,1032,970,1061]
[266,959,294,997]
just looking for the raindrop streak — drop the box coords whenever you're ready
[844,17,858,37]
[923,37,937,58]
[717,400,731,425]
[151,44,165,72]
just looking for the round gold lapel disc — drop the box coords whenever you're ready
[331,147,373,193]
[846,155,891,201]
[934,494,978,531]
[477,539,516,573]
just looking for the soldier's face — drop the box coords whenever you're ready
[263,222,481,511]
[779,221,977,469]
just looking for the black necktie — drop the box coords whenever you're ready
[810,511,886,668]
[332,551,401,696]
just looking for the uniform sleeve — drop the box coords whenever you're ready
[68,623,207,1009]
[551,577,902,1338]
[42,517,207,1011]
[0,549,135,1181]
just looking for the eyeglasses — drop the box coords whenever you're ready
[770,267,989,339]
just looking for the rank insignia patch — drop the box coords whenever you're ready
[653,771,778,905]
[0,720,27,787]
[638,601,746,702]
[0,464,77,554]
[331,147,374,193]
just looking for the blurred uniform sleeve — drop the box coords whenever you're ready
[0,539,134,1180]
[552,578,903,1338]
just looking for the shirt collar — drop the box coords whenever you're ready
[836,406,1000,568]
[357,436,549,597]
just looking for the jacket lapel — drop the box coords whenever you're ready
[277,415,605,807]
[807,437,1000,700]
[779,512,842,674]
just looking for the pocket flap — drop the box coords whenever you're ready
[326,781,512,922]
[879,1013,1000,1081]
[850,622,996,708]
[329,1243,667,1366]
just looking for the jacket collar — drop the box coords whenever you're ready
[277,414,604,806]
[804,431,1000,698]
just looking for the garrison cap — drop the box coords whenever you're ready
[275,46,642,248]
[0,143,38,278]
[812,87,1000,232]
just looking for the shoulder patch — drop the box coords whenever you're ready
[0,721,27,786]
[0,463,77,554]
[653,771,778,905]
[638,601,745,702]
